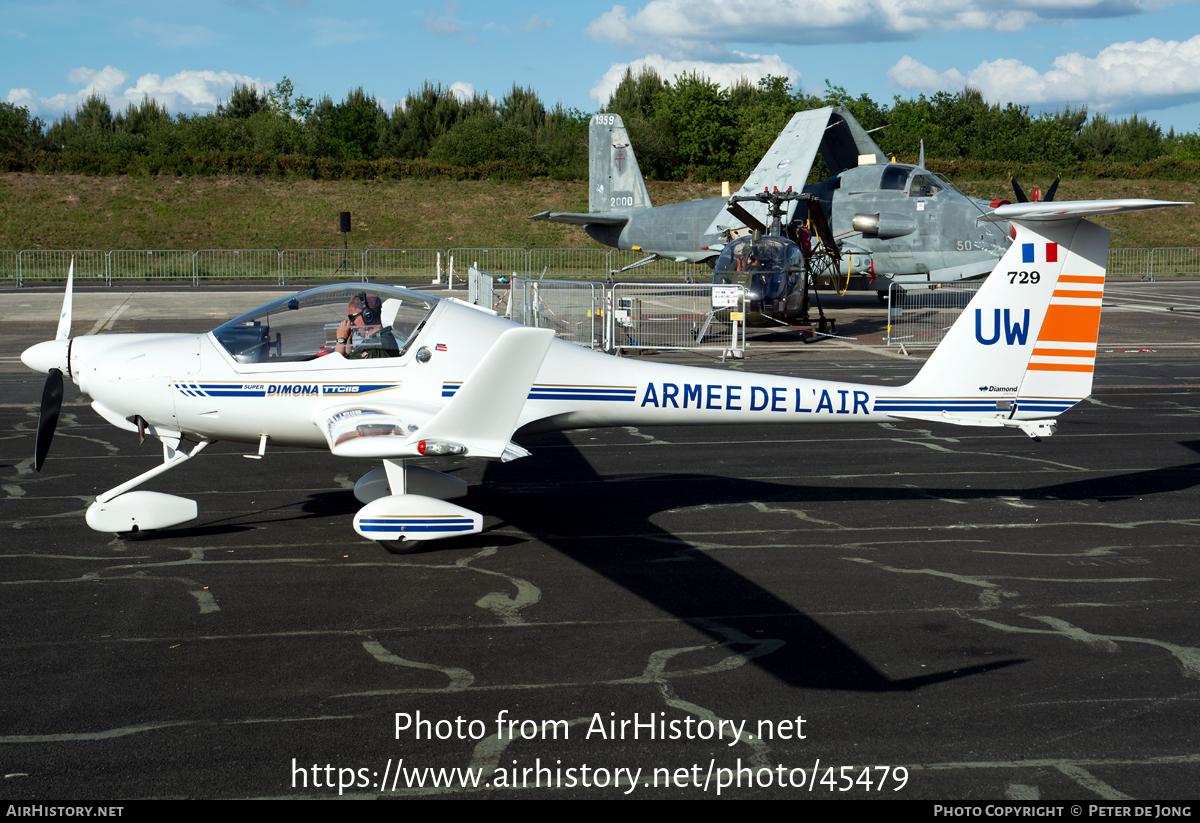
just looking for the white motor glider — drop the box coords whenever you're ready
[21,199,1187,551]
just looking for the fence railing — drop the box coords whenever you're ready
[886,281,983,347]
[609,283,746,355]
[0,247,726,286]
[3,246,1194,288]
[505,277,746,356]
[509,276,608,349]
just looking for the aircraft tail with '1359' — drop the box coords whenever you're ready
[19,198,1188,548]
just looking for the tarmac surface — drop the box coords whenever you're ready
[2,279,1199,799]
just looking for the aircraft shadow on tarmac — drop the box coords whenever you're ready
[462,431,1036,693]
[460,434,1200,692]
[115,438,1200,691]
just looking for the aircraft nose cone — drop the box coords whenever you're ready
[21,339,70,374]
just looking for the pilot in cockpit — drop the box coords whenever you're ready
[335,292,392,359]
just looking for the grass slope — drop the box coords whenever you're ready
[1,173,1195,252]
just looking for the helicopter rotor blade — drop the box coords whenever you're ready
[725,200,767,235]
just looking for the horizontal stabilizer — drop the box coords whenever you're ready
[530,211,630,227]
[887,412,1057,440]
[980,199,1190,223]
[406,327,554,459]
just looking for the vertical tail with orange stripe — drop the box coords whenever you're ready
[897,199,1187,436]
[1017,219,1107,411]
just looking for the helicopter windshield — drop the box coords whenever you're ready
[713,236,801,305]
[212,283,438,364]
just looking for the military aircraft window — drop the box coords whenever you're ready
[880,165,911,191]
[908,173,943,197]
[212,284,437,364]
[712,236,792,305]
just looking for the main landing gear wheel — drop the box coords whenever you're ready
[379,539,421,555]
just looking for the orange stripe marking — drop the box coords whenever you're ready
[1027,363,1094,373]
[1052,289,1103,299]
[1059,275,1105,283]
[1037,304,1102,343]
[1033,348,1095,358]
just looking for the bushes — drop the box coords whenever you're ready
[13,77,1198,183]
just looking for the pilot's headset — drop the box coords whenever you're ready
[353,292,381,326]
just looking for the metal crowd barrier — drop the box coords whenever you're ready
[529,248,610,280]
[4,247,1196,288]
[608,250,706,282]
[448,248,527,289]
[195,249,280,283]
[364,249,444,282]
[17,250,109,284]
[280,249,364,284]
[466,264,495,311]
[506,277,744,355]
[1150,247,1200,279]
[609,282,745,356]
[510,277,607,349]
[0,250,17,283]
[1108,248,1152,280]
[886,282,983,347]
[109,250,195,283]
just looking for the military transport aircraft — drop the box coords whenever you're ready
[531,109,1017,302]
[22,197,1186,552]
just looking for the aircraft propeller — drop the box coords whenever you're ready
[34,368,63,472]
[1011,175,1060,204]
[33,257,73,472]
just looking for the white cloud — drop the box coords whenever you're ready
[590,52,801,103]
[887,55,968,93]
[304,17,380,46]
[448,81,476,102]
[889,34,1200,111]
[586,0,1160,54]
[126,18,218,48]
[8,66,273,116]
[425,1,466,35]
[524,14,554,31]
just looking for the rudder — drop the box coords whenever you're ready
[589,113,652,213]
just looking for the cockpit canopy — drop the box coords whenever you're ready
[879,164,943,197]
[212,283,438,364]
[713,236,803,304]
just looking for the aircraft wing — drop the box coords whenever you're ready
[705,108,832,236]
[530,211,630,227]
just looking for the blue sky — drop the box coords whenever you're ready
[5,0,1200,135]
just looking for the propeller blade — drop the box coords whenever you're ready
[56,257,74,341]
[1044,176,1060,203]
[34,368,64,472]
[1011,177,1028,204]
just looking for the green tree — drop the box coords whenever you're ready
[427,114,535,165]
[267,76,314,121]
[311,87,384,160]
[653,72,737,174]
[501,84,546,135]
[218,83,268,119]
[0,101,45,154]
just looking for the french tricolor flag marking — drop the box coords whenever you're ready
[1022,242,1058,263]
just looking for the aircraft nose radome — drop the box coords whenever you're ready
[21,339,69,374]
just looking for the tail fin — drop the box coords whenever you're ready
[590,113,651,213]
[895,199,1188,436]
